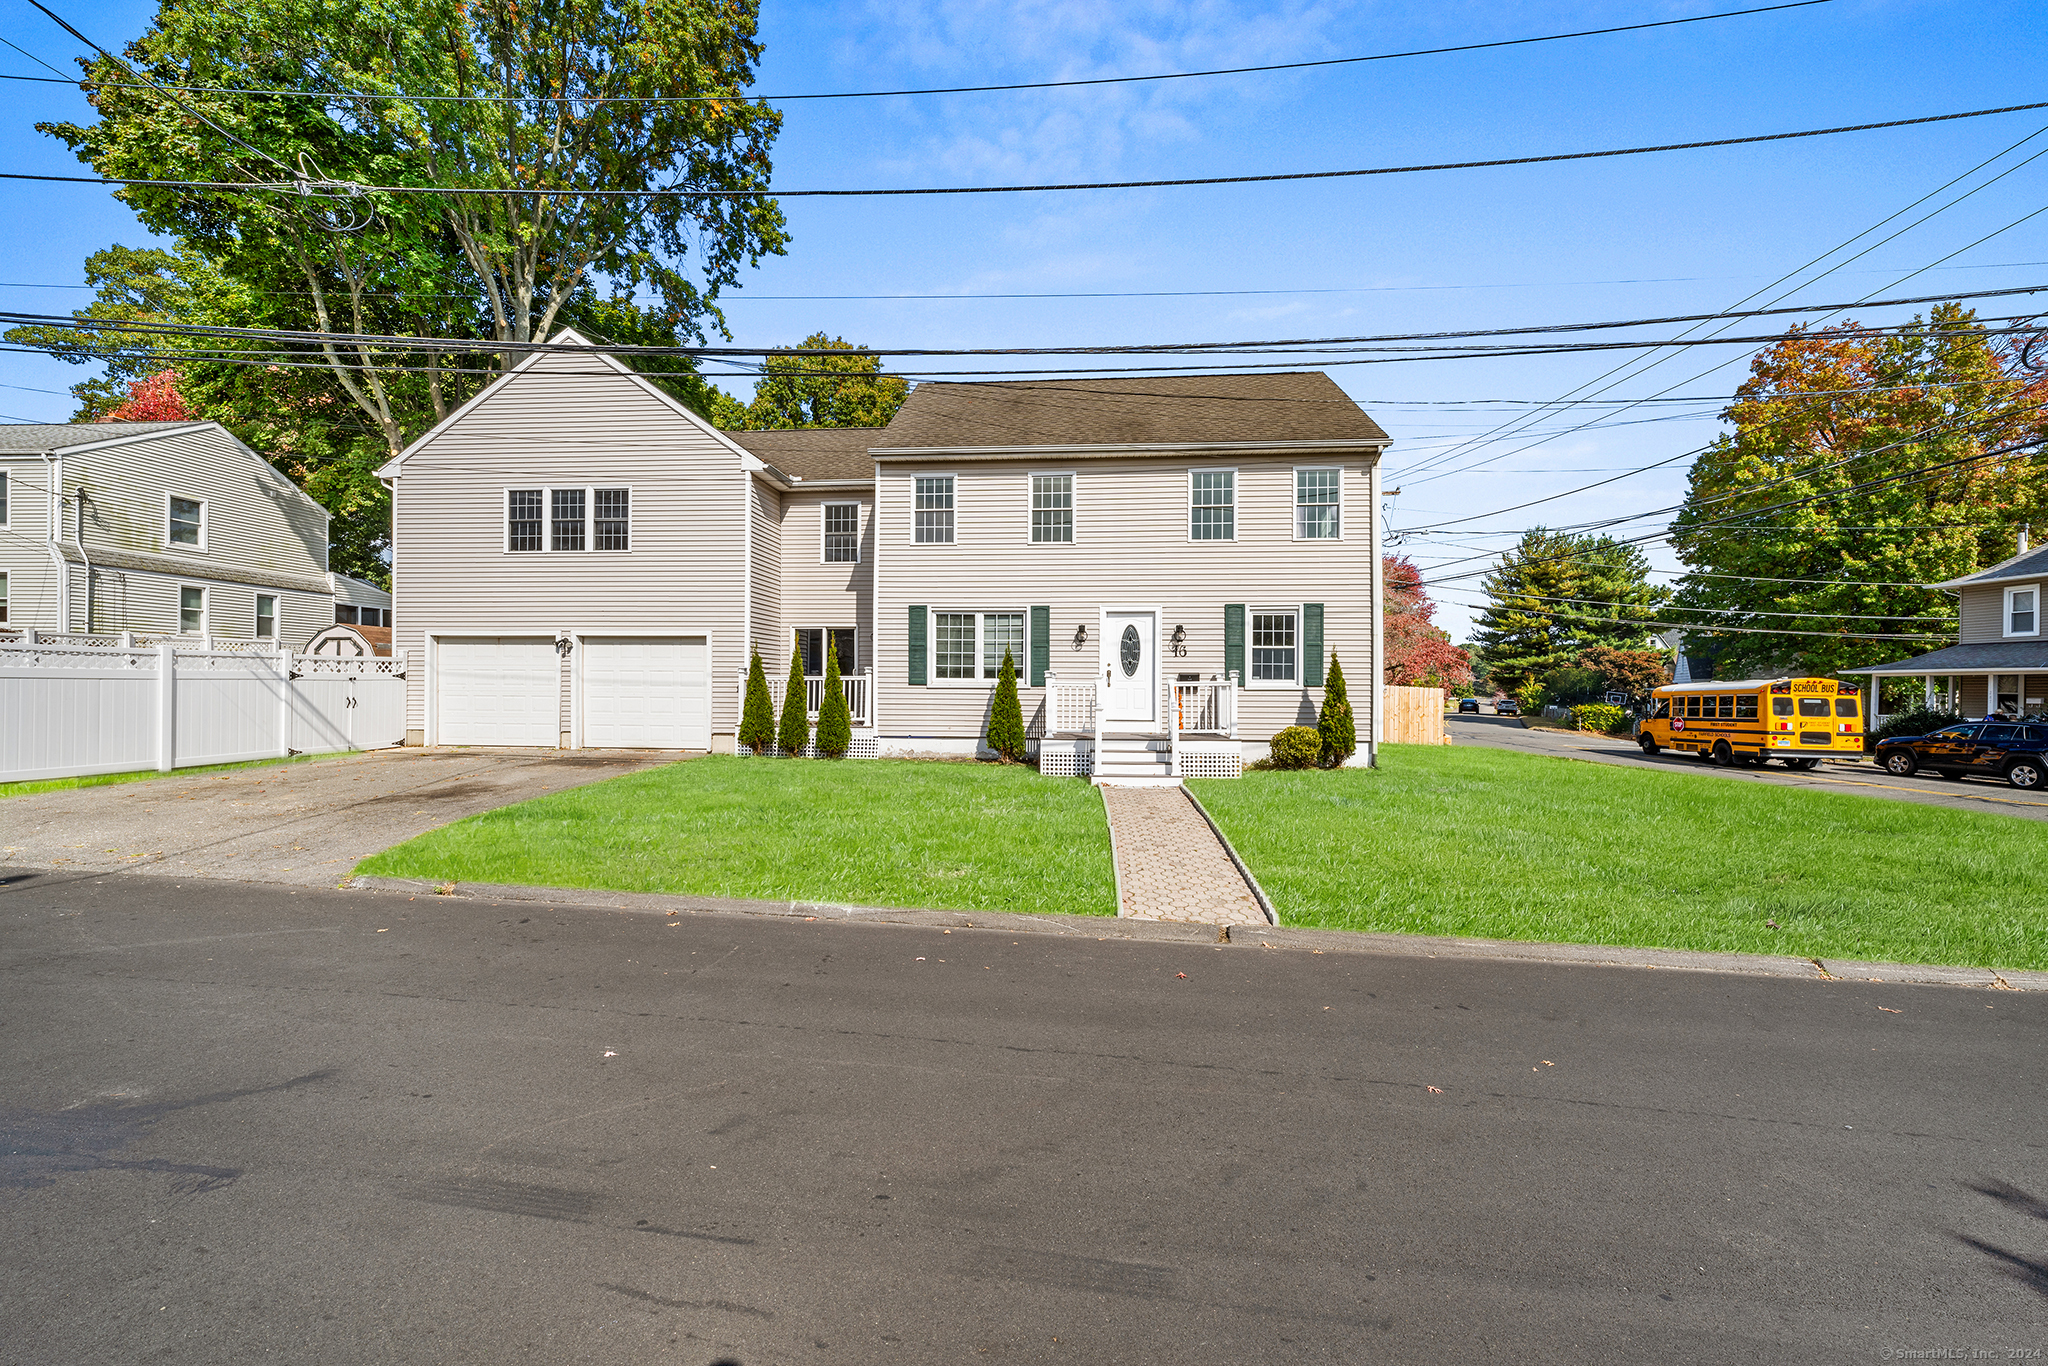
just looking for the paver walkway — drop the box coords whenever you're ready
[1100,785,1267,926]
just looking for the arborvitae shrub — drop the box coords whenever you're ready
[778,631,811,757]
[814,637,853,758]
[739,648,776,754]
[1318,652,1357,767]
[985,648,1028,762]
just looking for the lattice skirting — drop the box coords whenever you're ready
[1176,748,1243,779]
[1037,749,1094,778]
[738,733,879,759]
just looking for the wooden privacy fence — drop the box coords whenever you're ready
[1383,685,1446,745]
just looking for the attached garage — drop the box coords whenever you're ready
[580,635,709,750]
[434,636,560,746]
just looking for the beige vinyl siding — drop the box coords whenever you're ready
[1958,585,2003,643]
[750,479,782,663]
[873,454,1375,745]
[389,349,751,741]
[61,566,326,645]
[777,491,873,676]
[0,460,64,630]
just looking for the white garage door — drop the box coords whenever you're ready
[582,636,709,750]
[436,636,559,747]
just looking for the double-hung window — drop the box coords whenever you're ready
[1296,468,1341,539]
[915,476,955,544]
[179,585,206,634]
[930,611,1025,683]
[1250,610,1297,684]
[2007,584,2039,637]
[824,503,861,563]
[507,487,630,552]
[1031,474,1073,543]
[1190,470,1235,541]
[255,594,276,639]
[0,471,9,525]
[0,570,8,623]
[167,494,205,549]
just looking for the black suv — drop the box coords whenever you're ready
[1872,722,2048,789]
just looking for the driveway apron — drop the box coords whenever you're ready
[1,748,681,887]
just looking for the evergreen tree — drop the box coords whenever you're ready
[739,647,776,754]
[1317,653,1357,766]
[985,648,1028,762]
[778,631,811,757]
[814,636,853,758]
[1473,529,1668,693]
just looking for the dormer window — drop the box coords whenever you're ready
[2007,584,2039,637]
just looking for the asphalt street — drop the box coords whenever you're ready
[3,870,2042,1363]
[1448,712,2048,822]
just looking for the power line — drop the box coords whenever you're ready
[1439,596,1951,640]
[9,97,2046,200]
[0,2,1834,104]
[1477,589,1954,622]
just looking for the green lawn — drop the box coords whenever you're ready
[356,756,1116,916]
[1191,744,2048,971]
[0,752,338,801]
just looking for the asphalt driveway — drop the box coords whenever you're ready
[0,747,682,887]
[1448,714,2048,822]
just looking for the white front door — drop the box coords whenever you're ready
[1101,609,1157,725]
[581,636,709,749]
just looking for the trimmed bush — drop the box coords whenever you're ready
[1318,652,1357,766]
[739,648,776,755]
[985,648,1028,762]
[1869,706,1967,744]
[814,638,852,758]
[778,631,811,757]
[1569,702,1629,734]
[1269,726,1323,769]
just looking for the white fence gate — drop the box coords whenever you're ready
[0,641,408,785]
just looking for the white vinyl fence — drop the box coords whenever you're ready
[0,639,408,784]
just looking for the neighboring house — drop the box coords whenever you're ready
[0,422,334,646]
[330,571,394,654]
[1847,539,2048,718]
[377,332,1388,774]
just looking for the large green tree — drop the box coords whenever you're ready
[1668,306,2048,677]
[1473,530,1669,693]
[719,333,910,429]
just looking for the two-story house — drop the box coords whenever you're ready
[0,422,335,647]
[1847,540,2048,720]
[377,332,1388,776]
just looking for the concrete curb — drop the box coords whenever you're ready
[1179,785,1278,925]
[342,874,2042,991]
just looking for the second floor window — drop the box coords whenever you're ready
[551,488,586,551]
[824,503,860,562]
[594,488,630,550]
[1296,468,1340,539]
[915,476,955,543]
[2009,586,2038,636]
[168,495,204,548]
[0,471,9,525]
[508,487,629,552]
[1031,474,1073,543]
[1191,470,1234,540]
[508,490,543,551]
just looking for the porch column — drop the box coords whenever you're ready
[1864,673,1878,734]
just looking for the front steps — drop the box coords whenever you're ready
[1091,733,1179,787]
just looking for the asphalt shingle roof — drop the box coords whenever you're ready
[721,427,883,481]
[1842,641,2048,673]
[872,373,1388,450]
[0,421,200,452]
[1933,544,2048,589]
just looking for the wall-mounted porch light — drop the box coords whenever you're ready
[1071,624,1088,650]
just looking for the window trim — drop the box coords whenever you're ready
[254,593,277,639]
[2003,582,2039,638]
[178,583,207,636]
[503,485,632,554]
[925,607,1028,687]
[1245,604,1301,689]
[164,491,207,552]
[1292,465,1345,542]
[821,501,863,565]
[1188,467,1238,543]
[913,474,956,546]
[0,469,9,527]
[1027,470,1077,546]
[795,625,859,676]
[0,568,9,624]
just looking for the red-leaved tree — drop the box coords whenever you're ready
[1384,555,1474,689]
[103,369,193,423]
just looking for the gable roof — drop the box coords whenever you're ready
[721,427,882,482]
[1932,544,2048,590]
[0,421,207,453]
[871,373,1388,452]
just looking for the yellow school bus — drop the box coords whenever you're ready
[1637,677,1863,769]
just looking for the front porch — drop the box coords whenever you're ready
[1846,643,2048,724]
[1037,671,1243,785]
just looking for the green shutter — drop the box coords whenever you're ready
[1029,605,1050,687]
[1224,604,1245,683]
[908,605,927,685]
[1303,603,1325,688]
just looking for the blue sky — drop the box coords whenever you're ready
[2,0,2044,639]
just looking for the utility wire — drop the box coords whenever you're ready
[1436,596,1951,640]
[8,97,2045,200]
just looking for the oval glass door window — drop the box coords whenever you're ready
[1119,625,1141,676]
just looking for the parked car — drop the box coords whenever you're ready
[1494,698,1521,716]
[1872,722,2048,789]
[1457,697,1482,714]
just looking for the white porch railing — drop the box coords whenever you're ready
[742,668,874,727]
[1044,672,1098,733]
[1174,674,1238,737]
